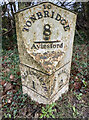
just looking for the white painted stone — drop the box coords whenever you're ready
[15,2,77,104]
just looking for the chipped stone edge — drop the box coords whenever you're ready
[22,82,69,104]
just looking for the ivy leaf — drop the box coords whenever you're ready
[39,114,43,118]
[51,114,55,118]
[73,106,76,112]
[47,114,50,118]
[8,114,11,118]
[2,28,8,32]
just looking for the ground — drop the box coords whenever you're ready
[0,31,89,119]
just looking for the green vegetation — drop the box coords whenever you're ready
[40,103,56,118]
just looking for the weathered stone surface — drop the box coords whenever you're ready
[15,2,77,104]
[20,61,70,104]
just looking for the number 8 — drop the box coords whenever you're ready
[43,24,51,40]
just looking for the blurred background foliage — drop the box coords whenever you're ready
[0,1,89,50]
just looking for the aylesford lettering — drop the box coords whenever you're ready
[31,43,63,50]
[22,4,70,32]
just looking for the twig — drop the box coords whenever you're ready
[76,29,88,52]
[26,107,41,118]
[0,27,15,37]
[76,29,84,41]
[65,2,73,6]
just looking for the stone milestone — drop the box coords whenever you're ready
[15,2,77,104]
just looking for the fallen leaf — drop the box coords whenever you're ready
[10,74,14,80]
[0,80,6,86]
[8,99,11,104]
[4,82,13,93]
[74,81,82,91]
[16,72,20,76]
[6,68,10,72]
